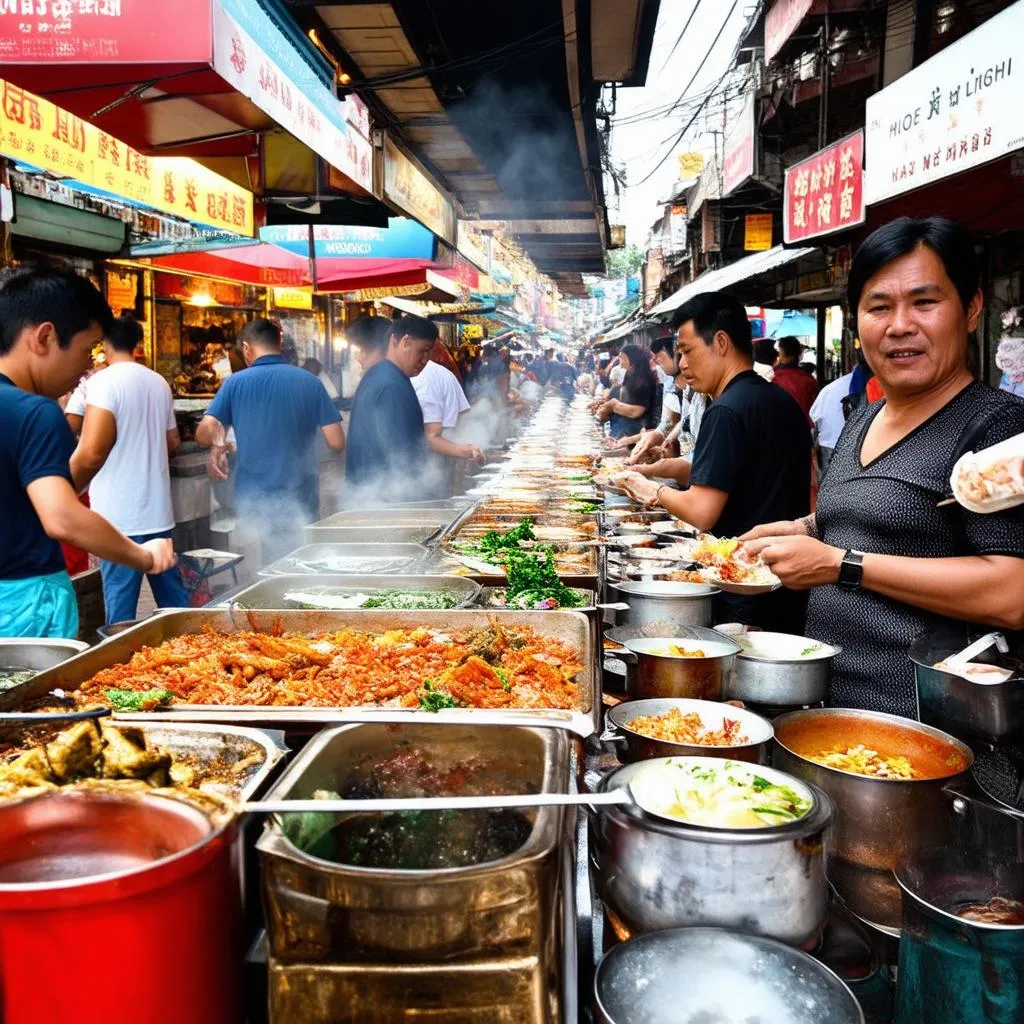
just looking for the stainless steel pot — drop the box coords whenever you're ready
[607,580,718,628]
[773,708,974,935]
[594,928,864,1024]
[602,698,773,764]
[592,761,834,946]
[725,632,840,706]
[604,624,740,701]
[910,627,1024,746]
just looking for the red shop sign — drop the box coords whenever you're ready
[783,130,865,244]
[0,0,212,64]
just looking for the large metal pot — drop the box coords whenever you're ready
[592,759,833,946]
[595,928,864,1024]
[602,698,773,764]
[0,790,242,1024]
[607,579,718,628]
[773,708,974,934]
[725,631,841,706]
[605,624,741,701]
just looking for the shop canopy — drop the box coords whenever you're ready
[0,0,372,193]
[646,245,817,321]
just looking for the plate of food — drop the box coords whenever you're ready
[650,518,699,538]
[688,535,782,594]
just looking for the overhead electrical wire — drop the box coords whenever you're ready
[656,0,704,75]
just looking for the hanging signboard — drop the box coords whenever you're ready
[744,213,774,251]
[260,219,435,260]
[272,287,313,310]
[212,0,373,193]
[864,2,1024,204]
[669,204,688,254]
[383,135,456,245]
[765,0,815,64]
[0,78,254,236]
[0,0,212,63]
[784,130,865,243]
[723,91,756,196]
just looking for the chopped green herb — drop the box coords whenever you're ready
[800,644,823,657]
[103,688,175,712]
[418,680,461,712]
[751,775,773,791]
[495,667,511,692]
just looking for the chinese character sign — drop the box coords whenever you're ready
[723,90,756,196]
[744,213,773,251]
[0,78,254,235]
[765,0,814,64]
[784,131,864,243]
[0,0,211,63]
[864,2,1023,203]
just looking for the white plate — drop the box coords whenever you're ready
[650,519,698,537]
[698,566,782,596]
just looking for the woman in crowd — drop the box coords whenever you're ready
[598,344,659,439]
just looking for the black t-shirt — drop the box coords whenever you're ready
[345,359,426,498]
[807,381,1024,717]
[0,374,76,580]
[689,370,811,632]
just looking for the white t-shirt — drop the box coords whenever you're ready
[317,370,339,399]
[809,370,854,449]
[609,365,626,388]
[83,362,177,535]
[412,360,470,430]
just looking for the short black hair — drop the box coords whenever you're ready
[848,217,979,329]
[0,264,113,355]
[389,315,438,344]
[107,313,143,355]
[753,338,777,364]
[302,357,323,374]
[346,315,391,354]
[671,291,752,359]
[650,336,676,357]
[776,336,803,360]
[240,317,282,349]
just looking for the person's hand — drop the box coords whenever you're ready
[463,443,484,462]
[630,461,659,478]
[141,538,176,575]
[626,431,656,465]
[618,471,661,506]
[740,535,843,590]
[739,519,806,542]
[207,447,230,482]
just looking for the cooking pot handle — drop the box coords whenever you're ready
[599,724,627,747]
[944,778,1024,824]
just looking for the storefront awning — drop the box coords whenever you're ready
[381,296,494,318]
[647,245,817,320]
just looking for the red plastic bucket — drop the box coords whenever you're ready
[0,790,242,1024]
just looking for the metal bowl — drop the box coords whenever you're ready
[725,631,841,706]
[595,928,863,1023]
[607,579,718,628]
[603,698,773,764]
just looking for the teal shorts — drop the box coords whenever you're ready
[0,571,79,639]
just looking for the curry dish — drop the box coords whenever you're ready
[72,623,583,710]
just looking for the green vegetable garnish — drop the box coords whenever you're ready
[495,667,511,692]
[419,680,461,712]
[800,644,823,657]
[103,688,175,712]
[504,547,587,610]
[478,518,535,555]
[751,775,773,791]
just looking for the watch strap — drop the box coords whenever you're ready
[839,549,864,589]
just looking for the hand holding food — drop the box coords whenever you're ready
[740,535,842,590]
[739,519,808,542]
[615,471,660,506]
[951,431,1024,513]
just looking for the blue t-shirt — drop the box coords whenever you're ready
[206,355,340,518]
[0,374,75,580]
[345,358,426,489]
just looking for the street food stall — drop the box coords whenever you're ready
[1,391,1022,1024]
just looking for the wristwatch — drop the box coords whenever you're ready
[838,550,865,589]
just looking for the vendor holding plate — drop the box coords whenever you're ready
[743,217,1024,718]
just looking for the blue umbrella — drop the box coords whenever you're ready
[767,310,819,338]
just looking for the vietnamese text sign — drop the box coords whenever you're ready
[744,213,773,251]
[212,1,372,193]
[669,204,688,253]
[261,218,435,260]
[723,91,756,196]
[784,131,864,243]
[383,134,456,244]
[864,2,1024,204]
[0,77,254,235]
[0,0,211,63]
[765,0,814,64]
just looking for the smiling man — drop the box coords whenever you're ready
[619,291,811,631]
[742,217,1024,718]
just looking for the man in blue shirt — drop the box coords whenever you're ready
[0,266,176,637]
[197,318,344,563]
[344,315,433,506]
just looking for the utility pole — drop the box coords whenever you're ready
[818,0,831,149]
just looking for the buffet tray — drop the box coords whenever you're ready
[0,609,599,736]
[257,543,429,577]
[300,524,443,547]
[222,574,482,611]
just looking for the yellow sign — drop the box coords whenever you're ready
[383,134,455,245]
[744,213,774,252]
[272,287,314,311]
[0,78,255,237]
[678,151,705,179]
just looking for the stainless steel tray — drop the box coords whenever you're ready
[309,508,460,529]
[301,524,443,547]
[223,574,482,611]
[258,543,429,577]
[0,638,89,677]
[1,609,598,736]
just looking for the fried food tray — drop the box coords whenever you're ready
[0,609,598,737]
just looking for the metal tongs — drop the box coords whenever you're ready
[0,707,111,724]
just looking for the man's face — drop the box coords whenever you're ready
[675,320,724,395]
[391,335,434,377]
[29,321,104,398]
[352,343,377,373]
[653,348,677,376]
[856,244,981,398]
